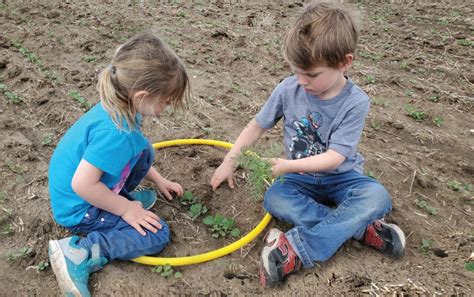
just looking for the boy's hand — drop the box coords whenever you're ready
[268,158,290,177]
[156,178,183,200]
[211,160,235,190]
[122,201,162,236]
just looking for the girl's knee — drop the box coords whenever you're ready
[148,219,170,248]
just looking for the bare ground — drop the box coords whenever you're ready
[0,1,473,296]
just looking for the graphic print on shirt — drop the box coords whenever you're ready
[289,111,327,159]
[111,162,131,194]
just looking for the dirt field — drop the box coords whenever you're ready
[1,1,473,296]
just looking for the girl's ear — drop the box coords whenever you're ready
[340,53,354,72]
[132,90,149,106]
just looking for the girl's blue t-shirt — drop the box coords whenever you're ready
[48,103,149,227]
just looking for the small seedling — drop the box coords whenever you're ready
[7,246,33,261]
[42,133,54,146]
[447,180,472,193]
[465,262,474,272]
[29,261,49,272]
[180,191,196,206]
[418,239,433,255]
[457,39,473,47]
[370,121,381,130]
[404,104,426,122]
[399,61,409,70]
[0,83,7,91]
[365,75,376,84]
[69,90,92,110]
[203,214,241,238]
[4,91,23,104]
[428,95,439,102]
[151,265,182,279]
[404,89,414,97]
[2,223,13,235]
[415,198,438,215]
[82,55,97,63]
[188,203,207,220]
[371,98,389,107]
[433,116,444,127]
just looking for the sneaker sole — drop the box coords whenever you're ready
[260,229,282,287]
[48,240,82,297]
[383,222,406,258]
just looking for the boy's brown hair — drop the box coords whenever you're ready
[283,1,360,69]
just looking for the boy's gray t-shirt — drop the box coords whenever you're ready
[255,75,370,175]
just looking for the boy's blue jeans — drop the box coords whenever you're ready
[67,144,170,261]
[263,170,391,268]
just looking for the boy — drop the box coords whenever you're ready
[210,1,406,287]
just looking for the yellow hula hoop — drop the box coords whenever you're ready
[131,139,272,266]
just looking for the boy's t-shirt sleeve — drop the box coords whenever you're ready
[328,100,370,159]
[83,129,133,176]
[255,84,284,129]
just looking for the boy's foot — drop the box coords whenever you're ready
[363,220,406,258]
[48,236,106,297]
[259,228,302,287]
[130,190,157,210]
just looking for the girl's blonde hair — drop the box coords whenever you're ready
[283,1,360,69]
[97,33,190,131]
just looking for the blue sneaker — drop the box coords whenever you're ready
[130,190,157,210]
[48,236,107,297]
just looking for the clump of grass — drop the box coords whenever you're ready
[236,144,282,200]
[203,214,240,238]
[418,239,433,255]
[69,90,92,110]
[404,104,427,122]
[151,265,182,279]
[415,198,438,215]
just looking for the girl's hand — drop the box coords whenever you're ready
[156,178,183,200]
[211,160,235,190]
[268,158,290,177]
[122,201,162,236]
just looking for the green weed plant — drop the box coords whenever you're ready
[203,214,240,238]
[236,144,282,201]
[415,198,438,215]
[189,203,207,220]
[404,104,427,122]
[151,265,182,279]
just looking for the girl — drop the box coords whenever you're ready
[48,33,190,297]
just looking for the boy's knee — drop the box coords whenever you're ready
[365,183,391,211]
[263,186,283,214]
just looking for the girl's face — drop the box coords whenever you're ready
[134,92,170,116]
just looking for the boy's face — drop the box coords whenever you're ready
[291,58,352,99]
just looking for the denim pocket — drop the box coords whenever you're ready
[97,210,121,227]
[83,206,101,222]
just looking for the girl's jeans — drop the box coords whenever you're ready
[263,170,391,268]
[67,143,170,261]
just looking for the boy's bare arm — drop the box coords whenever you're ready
[211,118,266,190]
[270,149,345,176]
